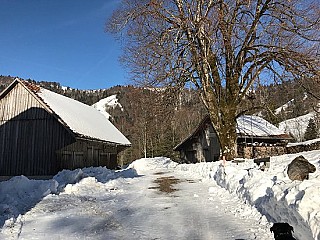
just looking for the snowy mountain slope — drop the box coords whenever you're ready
[279,112,315,142]
[1,152,319,239]
[91,94,123,119]
[275,99,295,115]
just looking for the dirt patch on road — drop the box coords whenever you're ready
[154,172,168,175]
[149,176,181,193]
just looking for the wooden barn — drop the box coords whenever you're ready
[174,115,291,163]
[0,79,131,177]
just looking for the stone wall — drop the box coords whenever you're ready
[286,140,320,154]
[238,144,287,159]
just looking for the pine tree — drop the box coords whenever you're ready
[304,118,318,141]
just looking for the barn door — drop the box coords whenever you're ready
[87,147,100,166]
[99,153,110,168]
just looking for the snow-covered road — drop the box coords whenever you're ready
[1,158,272,240]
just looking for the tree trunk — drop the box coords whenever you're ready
[217,116,237,160]
[208,104,238,161]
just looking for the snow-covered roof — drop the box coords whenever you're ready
[174,115,288,150]
[236,115,285,137]
[15,80,131,146]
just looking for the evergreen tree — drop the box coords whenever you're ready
[304,118,318,141]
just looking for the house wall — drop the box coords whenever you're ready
[56,139,118,170]
[0,83,75,176]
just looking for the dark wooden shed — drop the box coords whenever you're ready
[174,116,220,163]
[174,115,291,163]
[0,79,131,176]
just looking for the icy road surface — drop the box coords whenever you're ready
[3,159,272,240]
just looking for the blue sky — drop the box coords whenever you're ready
[0,0,129,89]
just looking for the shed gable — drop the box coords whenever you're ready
[0,82,47,121]
[0,81,75,176]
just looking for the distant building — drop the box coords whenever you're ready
[0,79,131,176]
[174,115,291,163]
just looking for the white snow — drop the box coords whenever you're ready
[1,152,319,239]
[279,112,315,142]
[91,94,123,120]
[275,99,295,115]
[237,115,285,136]
[288,138,320,147]
[38,88,131,146]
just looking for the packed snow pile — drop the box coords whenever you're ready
[1,152,319,239]
[211,152,320,240]
[0,167,138,229]
[128,157,178,174]
[0,176,58,228]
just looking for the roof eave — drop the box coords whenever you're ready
[237,134,293,141]
[75,134,131,147]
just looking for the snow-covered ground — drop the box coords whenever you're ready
[1,151,319,239]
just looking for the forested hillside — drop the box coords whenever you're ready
[1,75,319,164]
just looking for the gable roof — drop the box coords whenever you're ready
[236,115,285,137]
[174,115,290,150]
[2,79,131,146]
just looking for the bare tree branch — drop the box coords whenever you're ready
[107,0,320,159]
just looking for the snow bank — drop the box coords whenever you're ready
[125,154,320,239]
[128,157,178,174]
[0,167,138,230]
[0,176,58,228]
[175,151,320,240]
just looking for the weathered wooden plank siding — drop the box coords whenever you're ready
[57,139,118,170]
[0,83,75,176]
[177,123,220,163]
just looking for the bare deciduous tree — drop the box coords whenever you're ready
[107,0,320,160]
